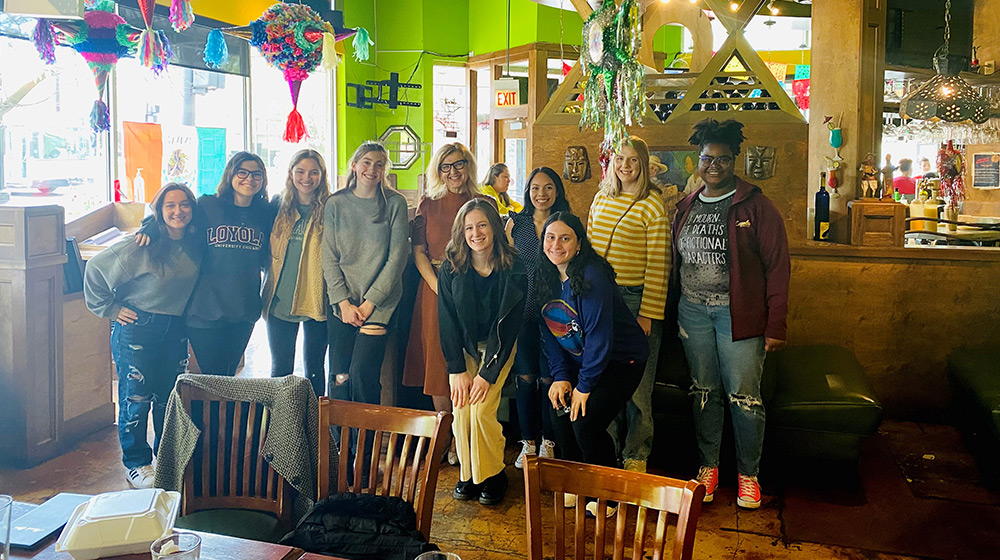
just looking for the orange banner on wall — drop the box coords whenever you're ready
[123,121,163,202]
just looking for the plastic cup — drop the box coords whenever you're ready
[0,495,11,560]
[150,532,201,560]
[415,553,462,560]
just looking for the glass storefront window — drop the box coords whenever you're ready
[433,65,469,154]
[250,49,335,192]
[0,30,110,219]
[116,59,248,199]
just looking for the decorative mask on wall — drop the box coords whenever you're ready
[563,146,592,183]
[745,145,777,180]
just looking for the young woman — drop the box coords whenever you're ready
[587,135,669,473]
[438,199,526,506]
[481,163,522,216]
[261,149,332,397]
[136,152,275,377]
[537,212,648,514]
[85,183,203,489]
[402,142,494,464]
[323,142,409,406]
[504,167,571,468]
[668,118,790,509]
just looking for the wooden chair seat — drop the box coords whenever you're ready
[523,456,706,560]
[317,398,453,541]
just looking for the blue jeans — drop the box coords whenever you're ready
[677,295,766,476]
[112,311,188,469]
[266,315,328,397]
[514,318,554,443]
[609,285,661,463]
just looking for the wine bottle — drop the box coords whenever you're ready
[815,172,831,241]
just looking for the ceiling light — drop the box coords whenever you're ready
[899,0,990,124]
[730,2,739,10]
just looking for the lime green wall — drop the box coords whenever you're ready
[339,0,580,190]
[652,24,684,58]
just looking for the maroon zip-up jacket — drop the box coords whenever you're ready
[666,177,790,342]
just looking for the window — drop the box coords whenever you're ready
[0,18,110,220]
[250,49,335,193]
[433,65,469,153]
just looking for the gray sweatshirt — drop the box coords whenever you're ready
[84,236,200,319]
[322,188,409,326]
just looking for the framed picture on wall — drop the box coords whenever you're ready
[648,146,701,192]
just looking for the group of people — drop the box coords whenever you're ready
[84,117,789,514]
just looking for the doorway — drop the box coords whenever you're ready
[497,118,527,204]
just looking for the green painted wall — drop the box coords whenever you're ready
[339,0,581,190]
[652,24,685,60]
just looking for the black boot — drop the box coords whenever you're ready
[478,470,508,506]
[453,479,482,500]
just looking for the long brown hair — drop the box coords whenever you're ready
[148,182,202,268]
[336,141,390,223]
[445,199,518,274]
[216,151,269,205]
[278,149,331,222]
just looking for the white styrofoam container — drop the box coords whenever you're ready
[54,489,181,560]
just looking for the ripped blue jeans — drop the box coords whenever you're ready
[111,311,188,469]
[677,295,766,476]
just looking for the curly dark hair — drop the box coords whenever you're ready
[688,118,746,156]
[535,212,615,308]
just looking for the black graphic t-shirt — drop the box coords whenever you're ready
[677,190,734,306]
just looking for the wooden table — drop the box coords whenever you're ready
[12,531,305,560]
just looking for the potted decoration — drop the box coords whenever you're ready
[937,140,965,231]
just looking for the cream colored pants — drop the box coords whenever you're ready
[453,342,515,484]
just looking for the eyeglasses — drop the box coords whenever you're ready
[235,169,265,181]
[439,159,468,173]
[699,155,734,168]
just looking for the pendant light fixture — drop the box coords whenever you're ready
[898,0,990,124]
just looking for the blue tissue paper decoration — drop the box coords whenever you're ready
[204,28,228,68]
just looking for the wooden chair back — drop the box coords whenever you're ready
[523,457,706,560]
[317,398,453,541]
[178,383,293,525]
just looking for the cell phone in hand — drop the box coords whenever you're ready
[555,392,572,417]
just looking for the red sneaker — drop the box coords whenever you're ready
[737,473,761,509]
[696,466,718,503]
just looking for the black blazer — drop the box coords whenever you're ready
[437,256,526,384]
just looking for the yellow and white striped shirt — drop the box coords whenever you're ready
[588,191,670,320]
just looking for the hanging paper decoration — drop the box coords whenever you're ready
[579,0,645,174]
[169,0,195,33]
[136,0,173,75]
[351,27,372,62]
[204,3,357,143]
[35,2,137,132]
[938,140,966,208]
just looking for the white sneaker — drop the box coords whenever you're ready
[563,492,577,508]
[538,439,555,459]
[515,440,537,469]
[126,464,155,489]
[585,500,618,519]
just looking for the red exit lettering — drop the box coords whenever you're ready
[496,91,518,107]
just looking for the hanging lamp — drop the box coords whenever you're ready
[898,0,990,124]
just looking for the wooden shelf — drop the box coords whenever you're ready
[885,64,1000,87]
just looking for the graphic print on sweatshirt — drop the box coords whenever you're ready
[541,299,584,356]
[206,224,265,250]
[677,194,734,306]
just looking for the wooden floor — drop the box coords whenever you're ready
[2,322,989,559]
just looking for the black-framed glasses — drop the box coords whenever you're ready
[439,159,468,173]
[699,155,734,168]
[235,169,265,181]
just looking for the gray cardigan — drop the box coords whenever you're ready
[321,188,409,326]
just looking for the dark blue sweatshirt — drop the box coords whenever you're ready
[540,264,649,393]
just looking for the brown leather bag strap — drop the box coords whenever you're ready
[602,198,639,259]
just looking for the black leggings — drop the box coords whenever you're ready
[551,359,645,469]
[188,321,255,377]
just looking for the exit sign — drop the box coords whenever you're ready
[494,78,519,108]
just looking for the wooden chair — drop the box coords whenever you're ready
[317,398,453,541]
[523,456,706,560]
[175,382,294,541]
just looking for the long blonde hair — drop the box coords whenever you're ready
[277,149,330,230]
[338,141,391,223]
[600,136,659,201]
[425,142,479,200]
